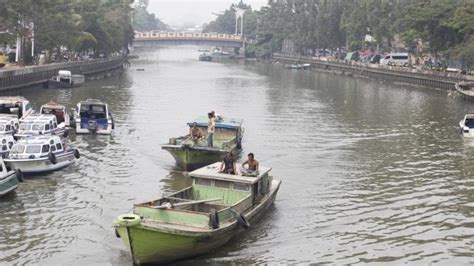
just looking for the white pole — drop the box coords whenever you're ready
[15,35,21,63]
[15,20,21,63]
[235,16,238,35]
[240,13,244,36]
[31,23,35,58]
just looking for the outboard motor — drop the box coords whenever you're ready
[88,120,98,133]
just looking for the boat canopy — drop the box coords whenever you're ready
[0,96,28,105]
[187,116,243,130]
[41,101,66,111]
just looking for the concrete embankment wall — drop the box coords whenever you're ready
[0,56,126,91]
[273,54,473,90]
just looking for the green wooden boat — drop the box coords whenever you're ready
[114,162,281,265]
[0,159,22,197]
[161,116,243,171]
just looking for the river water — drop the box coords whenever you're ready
[1,46,474,265]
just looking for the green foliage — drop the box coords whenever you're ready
[133,6,168,31]
[203,2,251,34]
[75,33,98,52]
[3,0,135,61]
[205,0,473,66]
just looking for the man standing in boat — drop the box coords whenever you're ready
[207,112,216,147]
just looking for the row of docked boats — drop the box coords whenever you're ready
[113,114,282,264]
[0,97,114,198]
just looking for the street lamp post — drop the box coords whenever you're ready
[234,8,245,36]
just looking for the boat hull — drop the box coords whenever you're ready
[75,122,113,135]
[455,83,474,101]
[48,75,85,88]
[15,128,68,139]
[460,120,474,138]
[115,180,281,264]
[199,55,212,62]
[161,145,237,171]
[0,172,18,197]
[5,152,76,173]
[116,224,234,265]
[75,127,112,135]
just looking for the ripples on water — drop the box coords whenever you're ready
[1,47,474,264]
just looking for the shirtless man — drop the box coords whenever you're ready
[241,153,259,176]
[189,122,202,142]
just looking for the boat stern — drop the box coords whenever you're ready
[460,115,474,137]
[161,144,227,171]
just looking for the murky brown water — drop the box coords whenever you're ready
[1,46,474,265]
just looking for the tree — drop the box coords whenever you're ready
[133,4,168,32]
[75,33,97,52]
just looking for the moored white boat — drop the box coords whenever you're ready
[4,135,79,173]
[199,54,213,62]
[455,82,474,101]
[0,96,34,120]
[0,115,19,136]
[0,135,16,158]
[15,114,68,139]
[285,63,311,70]
[460,114,474,137]
[40,101,74,128]
[73,99,114,135]
[48,70,85,88]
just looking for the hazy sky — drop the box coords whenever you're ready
[147,0,268,27]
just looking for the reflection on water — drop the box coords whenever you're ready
[2,46,474,264]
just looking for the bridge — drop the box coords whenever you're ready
[133,31,250,48]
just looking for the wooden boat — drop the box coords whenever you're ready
[114,162,282,265]
[48,70,85,88]
[459,114,474,137]
[73,99,114,135]
[199,54,213,62]
[0,158,22,197]
[162,116,243,171]
[4,135,79,173]
[455,82,474,101]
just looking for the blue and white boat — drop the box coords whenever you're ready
[460,114,474,138]
[73,99,114,135]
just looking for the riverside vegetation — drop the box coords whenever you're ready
[0,0,164,64]
[204,0,474,68]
